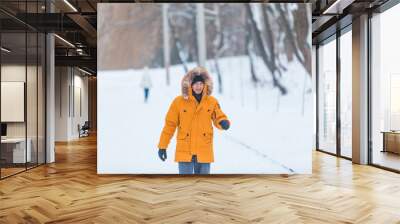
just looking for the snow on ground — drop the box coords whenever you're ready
[98,55,313,174]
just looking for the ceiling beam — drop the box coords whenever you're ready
[322,0,356,14]
[67,13,97,39]
[55,55,96,70]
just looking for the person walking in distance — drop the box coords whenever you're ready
[157,67,231,174]
[140,66,152,103]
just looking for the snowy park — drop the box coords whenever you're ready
[97,3,312,174]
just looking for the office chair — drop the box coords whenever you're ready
[79,121,90,138]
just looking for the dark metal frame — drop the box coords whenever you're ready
[367,10,373,166]
[44,0,47,165]
[336,24,341,159]
[0,15,2,179]
[315,44,319,151]
[25,2,28,171]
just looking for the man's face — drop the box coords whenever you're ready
[192,82,204,95]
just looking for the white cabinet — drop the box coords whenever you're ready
[1,138,32,163]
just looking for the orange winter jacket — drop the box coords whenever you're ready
[158,68,229,163]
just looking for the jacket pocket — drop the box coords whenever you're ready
[201,132,213,145]
[177,131,189,140]
[177,131,189,152]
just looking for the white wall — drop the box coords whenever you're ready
[70,72,89,138]
[1,65,39,138]
[55,66,68,141]
[55,67,89,141]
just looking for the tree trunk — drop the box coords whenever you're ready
[168,17,188,73]
[162,4,171,85]
[276,4,311,76]
[245,14,258,84]
[196,4,207,67]
[213,4,223,94]
[246,4,287,95]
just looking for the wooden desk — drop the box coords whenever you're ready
[381,131,400,154]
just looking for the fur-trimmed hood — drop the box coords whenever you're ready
[181,67,213,100]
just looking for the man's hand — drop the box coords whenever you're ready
[219,120,230,130]
[158,149,167,161]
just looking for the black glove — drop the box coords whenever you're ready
[158,149,167,161]
[219,120,230,130]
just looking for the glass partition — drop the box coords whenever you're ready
[370,4,400,171]
[317,36,337,154]
[38,32,45,165]
[27,30,38,169]
[1,30,28,177]
[339,29,352,158]
[0,2,46,179]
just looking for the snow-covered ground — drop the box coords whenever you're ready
[98,56,313,174]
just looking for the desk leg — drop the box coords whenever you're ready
[382,133,386,153]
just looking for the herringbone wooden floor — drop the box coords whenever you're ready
[1,135,400,224]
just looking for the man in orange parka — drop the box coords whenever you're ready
[157,67,230,174]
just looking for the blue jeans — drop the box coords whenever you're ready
[144,88,150,102]
[178,155,210,174]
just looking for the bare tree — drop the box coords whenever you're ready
[212,4,228,94]
[276,4,311,76]
[162,4,171,85]
[196,4,207,67]
[168,17,189,73]
[246,4,287,95]
[245,16,258,84]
